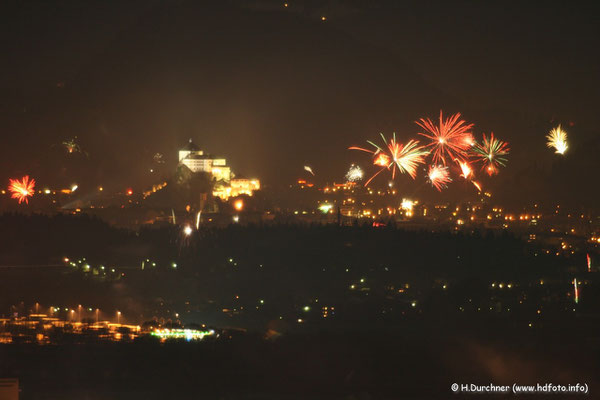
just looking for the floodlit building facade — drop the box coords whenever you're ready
[179,139,231,182]
[178,139,259,200]
[230,178,260,196]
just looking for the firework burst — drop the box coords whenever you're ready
[428,165,451,191]
[374,153,390,167]
[62,137,81,154]
[345,164,364,182]
[472,133,510,176]
[350,133,429,186]
[546,125,568,155]
[8,175,36,204]
[60,136,89,157]
[416,111,474,165]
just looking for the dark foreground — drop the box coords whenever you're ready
[1,319,598,400]
[1,218,598,398]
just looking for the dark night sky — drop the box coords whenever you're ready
[1,0,599,205]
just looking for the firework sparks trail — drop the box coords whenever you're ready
[546,125,568,155]
[457,160,473,179]
[587,253,592,272]
[416,111,474,165]
[349,133,429,186]
[472,133,510,176]
[573,278,579,304]
[8,176,36,204]
[428,165,451,191]
[345,164,364,182]
[196,211,202,230]
[455,159,482,191]
[304,165,315,176]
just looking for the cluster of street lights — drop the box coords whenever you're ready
[44,304,123,324]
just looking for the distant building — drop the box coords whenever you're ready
[179,139,231,182]
[213,178,261,200]
[178,139,260,200]
[178,139,203,163]
[230,178,260,197]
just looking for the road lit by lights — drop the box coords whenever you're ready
[151,328,215,341]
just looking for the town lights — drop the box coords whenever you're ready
[318,203,333,214]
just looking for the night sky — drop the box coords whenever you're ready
[1,0,598,205]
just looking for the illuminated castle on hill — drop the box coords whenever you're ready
[178,139,231,182]
[178,139,260,199]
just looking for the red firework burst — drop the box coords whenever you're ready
[416,111,474,165]
[8,176,36,204]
